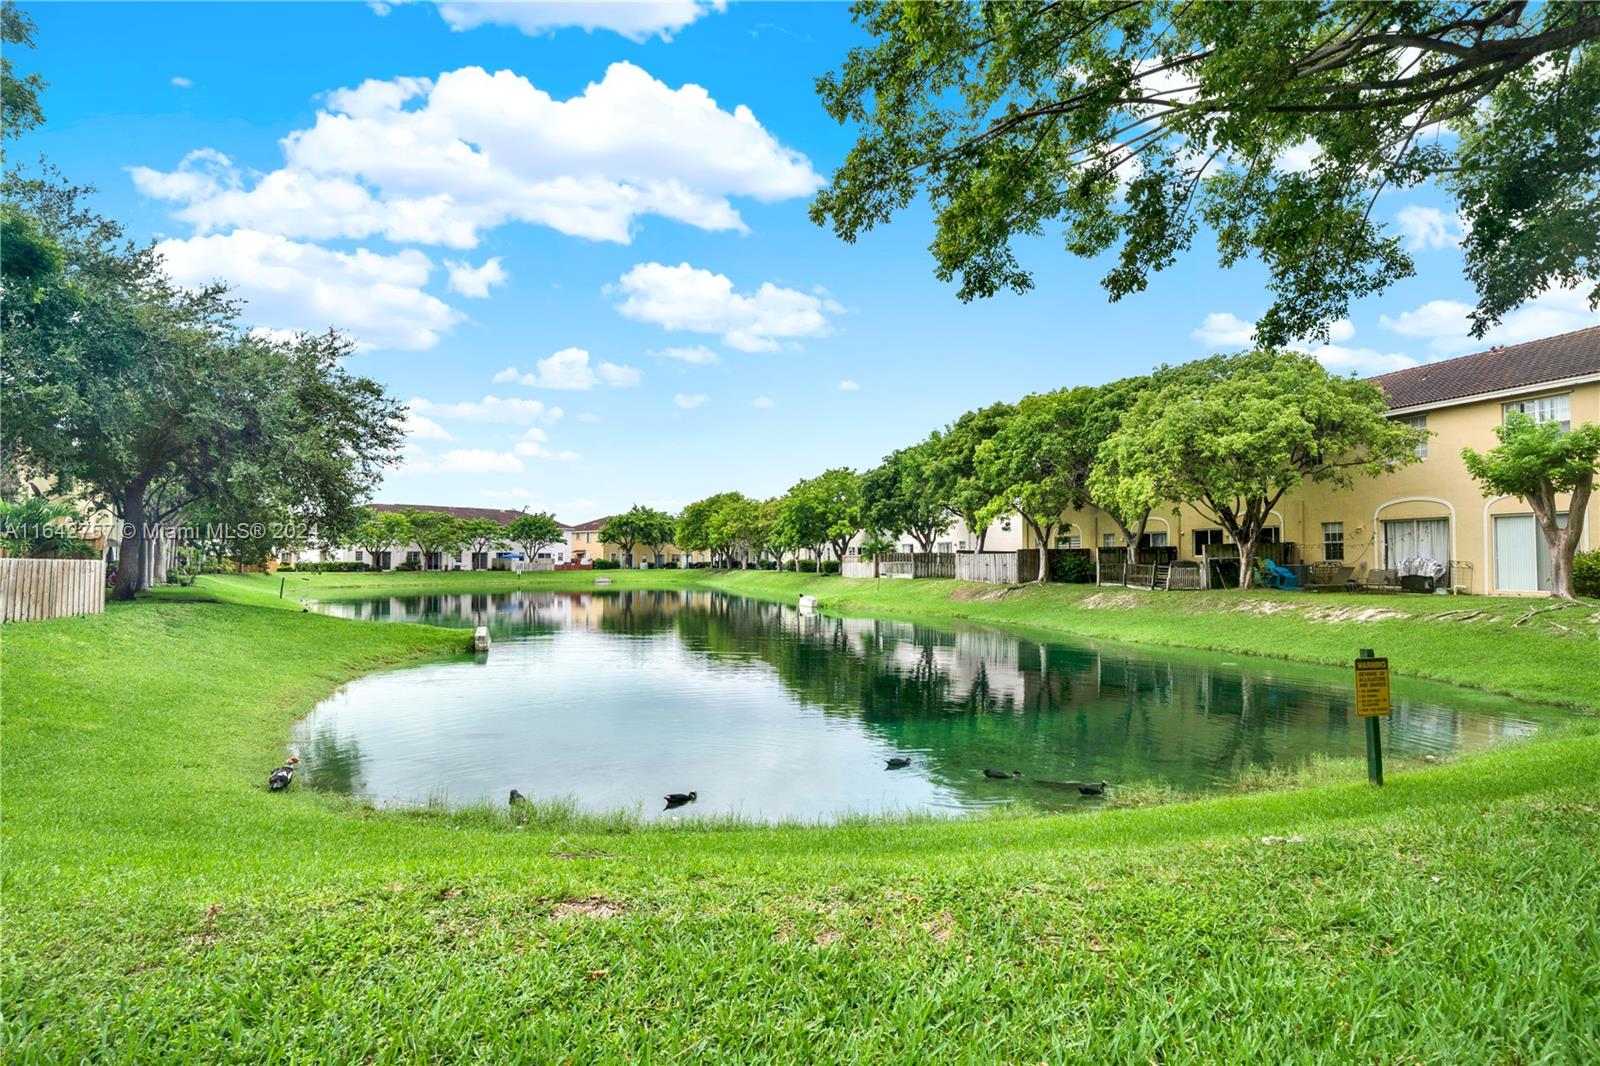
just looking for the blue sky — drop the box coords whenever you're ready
[18,1,1599,521]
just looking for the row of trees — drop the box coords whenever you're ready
[667,351,1427,589]
[340,509,564,569]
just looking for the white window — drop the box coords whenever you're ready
[1139,531,1169,548]
[1504,394,1571,432]
[354,550,365,562]
[937,542,954,554]
[1399,414,1429,458]
[1058,532,1082,549]
[1322,522,1344,562]
[1102,533,1117,548]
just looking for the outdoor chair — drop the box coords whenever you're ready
[1360,568,1401,594]
[1257,559,1299,590]
[1305,563,1355,592]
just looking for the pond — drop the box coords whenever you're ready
[297,589,1558,822]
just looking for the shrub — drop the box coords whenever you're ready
[1575,550,1600,598]
[1049,550,1096,583]
[822,560,840,574]
[395,559,420,571]
[591,558,621,570]
[796,559,819,573]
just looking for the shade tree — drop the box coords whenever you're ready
[506,511,564,564]
[1463,410,1600,600]
[1097,350,1426,588]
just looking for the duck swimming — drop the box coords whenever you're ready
[1078,780,1109,796]
[268,756,301,791]
[983,768,1023,780]
[663,791,698,808]
[885,757,912,769]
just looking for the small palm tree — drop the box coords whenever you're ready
[0,497,94,558]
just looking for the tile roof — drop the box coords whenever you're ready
[369,503,535,526]
[563,516,613,532]
[1368,325,1600,410]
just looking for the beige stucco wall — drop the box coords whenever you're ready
[1022,379,1599,595]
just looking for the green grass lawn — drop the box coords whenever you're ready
[4,572,1598,1061]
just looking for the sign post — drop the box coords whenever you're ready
[1354,648,1390,786]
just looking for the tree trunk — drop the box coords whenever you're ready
[113,487,148,601]
[1538,474,1591,600]
[1026,517,1053,584]
[1237,533,1259,590]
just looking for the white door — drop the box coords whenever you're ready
[1494,515,1538,592]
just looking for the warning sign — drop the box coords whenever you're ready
[1354,657,1391,718]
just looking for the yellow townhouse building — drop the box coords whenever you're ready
[1023,327,1599,596]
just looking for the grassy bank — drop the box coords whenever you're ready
[209,568,1600,708]
[4,576,1597,1060]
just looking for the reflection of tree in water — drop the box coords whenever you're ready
[320,588,1483,801]
[300,726,365,796]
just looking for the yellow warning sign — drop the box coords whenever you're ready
[1355,657,1391,718]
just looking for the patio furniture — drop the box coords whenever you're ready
[1360,568,1401,593]
[1305,563,1355,592]
[1257,559,1299,590]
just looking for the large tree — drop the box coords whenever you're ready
[404,510,466,569]
[676,491,745,567]
[863,438,952,551]
[1099,350,1426,588]
[1,1,45,146]
[931,401,1015,550]
[1,178,404,599]
[786,468,865,569]
[506,510,564,564]
[1463,410,1600,600]
[352,509,412,570]
[976,388,1098,583]
[460,518,508,566]
[599,505,677,568]
[814,2,1600,345]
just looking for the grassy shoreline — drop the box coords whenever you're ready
[5,572,1598,1059]
[213,568,1600,709]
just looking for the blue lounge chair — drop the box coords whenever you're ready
[1258,559,1299,590]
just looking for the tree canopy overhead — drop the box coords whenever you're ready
[813,1,1600,344]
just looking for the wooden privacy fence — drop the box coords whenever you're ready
[956,551,1024,584]
[843,553,957,579]
[0,557,105,622]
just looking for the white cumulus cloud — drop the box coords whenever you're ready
[431,0,725,41]
[409,395,563,423]
[1395,205,1460,252]
[1191,311,1256,347]
[1381,286,1600,355]
[674,393,708,409]
[751,395,775,409]
[154,229,462,351]
[130,63,818,249]
[444,256,507,298]
[170,76,193,89]
[837,379,860,391]
[438,448,524,474]
[613,262,839,352]
[403,410,453,441]
[499,348,642,390]
[652,344,721,365]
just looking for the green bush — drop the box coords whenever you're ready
[1049,550,1096,583]
[796,559,818,573]
[394,559,420,572]
[1575,550,1600,598]
[590,558,621,570]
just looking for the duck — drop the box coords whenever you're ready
[509,788,527,806]
[885,756,912,769]
[983,768,1023,780]
[268,756,301,791]
[1077,780,1109,797]
[663,791,698,808]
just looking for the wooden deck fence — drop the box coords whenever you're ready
[843,553,957,580]
[0,557,105,622]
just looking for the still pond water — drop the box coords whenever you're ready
[297,589,1556,821]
